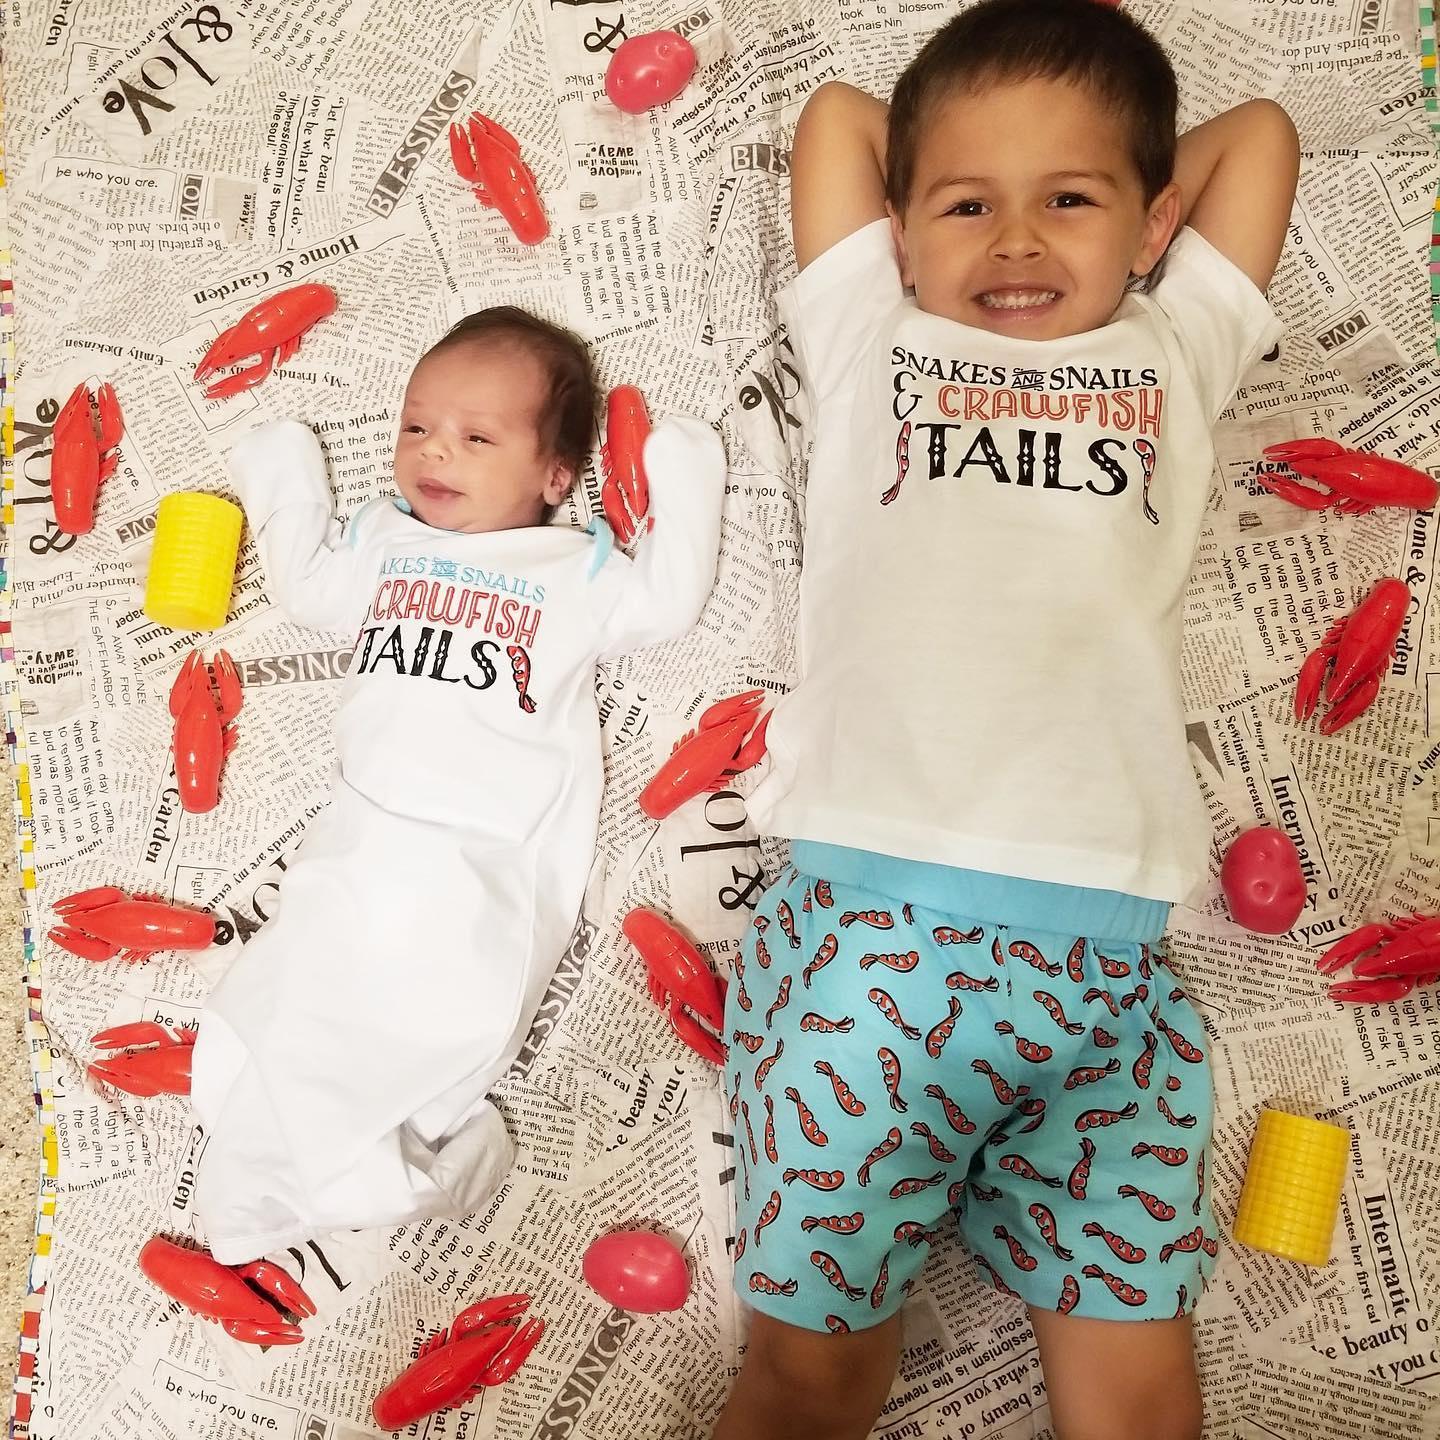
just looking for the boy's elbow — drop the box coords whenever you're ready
[1249,99,1300,164]
[803,81,853,121]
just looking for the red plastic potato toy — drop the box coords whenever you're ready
[605,31,697,113]
[582,1230,689,1312]
[1220,826,1305,934]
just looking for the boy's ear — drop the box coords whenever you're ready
[887,202,916,289]
[542,457,574,508]
[1132,181,1182,279]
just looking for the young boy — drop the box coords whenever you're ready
[189,307,725,1263]
[716,3,1298,1437]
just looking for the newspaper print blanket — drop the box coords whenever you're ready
[6,0,1440,1435]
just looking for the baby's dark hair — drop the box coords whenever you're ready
[424,307,597,515]
[886,0,1178,212]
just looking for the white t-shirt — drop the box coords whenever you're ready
[747,222,1281,904]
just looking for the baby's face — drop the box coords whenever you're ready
[890,76,1178,340]
[394,343,571,533]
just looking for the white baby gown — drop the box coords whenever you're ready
[190,416,725,1263]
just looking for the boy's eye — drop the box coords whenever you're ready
[467,434,491,444]
[403,423,424,434]
[1051,192,1093,208]
[945,199,986,217]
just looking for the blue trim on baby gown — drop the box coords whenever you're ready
[586,516,614,579]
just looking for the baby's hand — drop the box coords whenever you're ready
[642,415,726,500]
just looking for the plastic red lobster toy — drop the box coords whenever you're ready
[50,379,124,534]
[49,887,216,963]
[371,1293,544,1429]
[448,111,549,245]
[171,649,242,813]
[139,1235,315,1345]
[194,283,338,400]
[1318,913,1440,1003]
[621,906,728,1065]
[89,1022,195,1096]
[602,385,651,543]
[638,690,770,820]
[1293,577,1408,734]
[1259,439,1439,515]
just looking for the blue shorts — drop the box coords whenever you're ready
[725,868,1217,1331]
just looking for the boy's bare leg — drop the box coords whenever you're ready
[712,1311,902,1440]
[1029,1308,1203,1440]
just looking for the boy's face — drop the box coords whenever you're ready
[889,76,1179,340]
[394,343,572,533]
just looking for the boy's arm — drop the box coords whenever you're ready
[792,82,890,270]
[1171,99,1299,292]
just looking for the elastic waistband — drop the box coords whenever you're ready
[791,841,1170,943]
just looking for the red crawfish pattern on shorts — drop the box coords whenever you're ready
[725,869,1218,1331]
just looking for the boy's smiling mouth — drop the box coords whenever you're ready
[976,287,1061,311]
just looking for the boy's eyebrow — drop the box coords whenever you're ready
[924,168,1121,198]
[1044,168,1121,187]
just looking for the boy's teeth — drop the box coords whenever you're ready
[979,290,1058,309]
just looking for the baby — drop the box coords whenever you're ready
[190,306,725,1263]
[714,2,1298,1437]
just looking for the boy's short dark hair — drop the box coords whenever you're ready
[425,306,597,518]
[886,0,1178,212]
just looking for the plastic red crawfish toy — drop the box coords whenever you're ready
[171,648,242,813]
[1259,439,1439,515]
[50,379,124,534]
[49,887,216,963]
[621,906,728,1065]
[89,1022,196,1096]
[371,1293,544,1429]
[1294,577,1408,734]
[448,111,549,245]
[601,384,651,543]
[194,283,338,400]
[139,1235,315,1345]
[638,689,770,820]
[1318,913,1440,1003]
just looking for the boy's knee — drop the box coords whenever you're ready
[1059,1372,1203,1440]
[1111,1394,1202,1440]
[745,1313,900,1433]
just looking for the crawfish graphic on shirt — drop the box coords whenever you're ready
[353,553,545,712]
[885,352,1163,524]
